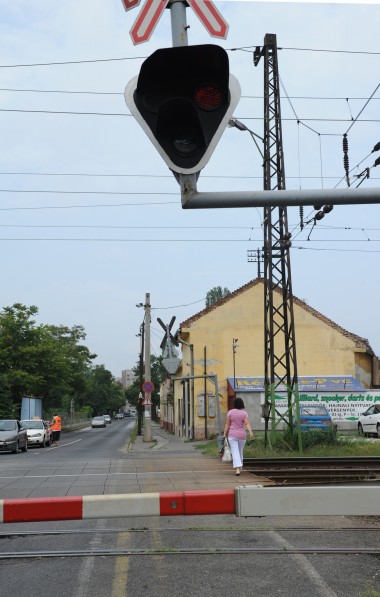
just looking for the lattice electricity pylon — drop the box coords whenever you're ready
[256,33,302,451]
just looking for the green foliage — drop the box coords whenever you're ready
[205,286,231,308]
[81,365,124,416]
[294,430,339,449]
[197,434,380,458]
[79,405,93,419]
[0,302,121,418]
[0,373,13,418]
[125,354,166,409]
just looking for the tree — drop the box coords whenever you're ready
[0,373,13,418]
[125,354,166,418]
[82,365,124,416]
[0,304,42,404]
[0,303,98,415]
[205,286,231,308]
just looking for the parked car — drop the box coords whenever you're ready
[358,404,380,438]
[20,419,52,447]
[114,413,123,420]
[103,415,112,424]
[294,404,334,432]
[0,419,28,453]
[91,416,106,428]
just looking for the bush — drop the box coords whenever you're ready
[293,430,339,449]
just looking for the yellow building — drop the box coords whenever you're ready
[170,278,378,440]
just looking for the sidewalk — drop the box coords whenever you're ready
[129,421,210,453]
[127,421,271,491]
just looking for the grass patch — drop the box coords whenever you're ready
[129,421,138,445]
[196,433,380,458]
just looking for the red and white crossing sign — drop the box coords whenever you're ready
[130,0,169,45]
[121,0,141,11]
[123,0,229,45]
[186,0,228,39]
[143,396,152,406]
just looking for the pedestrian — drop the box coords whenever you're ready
[50,413,62,446]
[223,397,254,476]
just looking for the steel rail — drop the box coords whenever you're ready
[243,456,380,483]
[2,526,379,538]
[244,457,380,467]
[1,546,380,559]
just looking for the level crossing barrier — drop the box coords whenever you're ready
[1,486,379,523]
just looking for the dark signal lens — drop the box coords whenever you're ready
[195,85,223,111]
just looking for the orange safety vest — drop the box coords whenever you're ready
[50,416,62,431]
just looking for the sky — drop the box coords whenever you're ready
[0,0,380,378]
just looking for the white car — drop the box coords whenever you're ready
[103,415,112,424]
[20,419,52,447]
[358,405,380,438]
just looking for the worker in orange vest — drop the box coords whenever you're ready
[50,414,62,446]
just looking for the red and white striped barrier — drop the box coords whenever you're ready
[2,486,380,523]
[0,490,236,524]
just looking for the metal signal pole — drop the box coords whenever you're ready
[258,33,302,451]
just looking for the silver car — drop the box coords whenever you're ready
[358,405,380,438]
[91,416,106,428]
[0,420,28,453]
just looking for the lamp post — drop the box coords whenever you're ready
[232,338,239,394]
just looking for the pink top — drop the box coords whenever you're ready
[227,409,248,440]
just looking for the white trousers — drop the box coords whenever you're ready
[228,437,246,469]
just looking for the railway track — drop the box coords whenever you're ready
[243,456,380,484]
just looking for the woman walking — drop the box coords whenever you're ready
[223,398,254,475]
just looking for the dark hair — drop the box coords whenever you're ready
[233,398,245,410]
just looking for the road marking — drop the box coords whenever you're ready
[73,519,107,597]
[268,530,338,597]
[47,439,82,449]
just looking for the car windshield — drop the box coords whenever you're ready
[301,406,328,416]
[20,420,43,429]
[0,420,17,431]
[93,417,104,421]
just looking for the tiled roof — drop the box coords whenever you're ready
[180,278,374,355]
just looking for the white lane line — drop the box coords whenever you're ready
[268,530,338,597]
[47,439,82,449]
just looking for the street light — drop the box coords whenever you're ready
[232,338,239,394]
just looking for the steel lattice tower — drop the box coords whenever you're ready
[258,33,302,450]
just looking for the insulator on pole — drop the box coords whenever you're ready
[343,133,350,187]
[299,205,304,231]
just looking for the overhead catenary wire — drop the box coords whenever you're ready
[0,45,379,70]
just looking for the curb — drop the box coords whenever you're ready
[0,490,236,524]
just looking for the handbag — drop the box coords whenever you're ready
[221,438,232,463]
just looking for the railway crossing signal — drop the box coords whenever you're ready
[124,44,240,174]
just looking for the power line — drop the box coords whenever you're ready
[1,88,379,102]
[233,45,380,56]
[0,201,177,211]
[1,107,380,123]
[0,171,370,180]
[0,189,177,196]
[2,45,379,70]
[0,56,146,68]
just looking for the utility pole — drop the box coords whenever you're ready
[257,33,302,451]
[137,320,144,436]
[144,292,152,442]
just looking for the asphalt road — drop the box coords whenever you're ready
[0,421,379,597]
